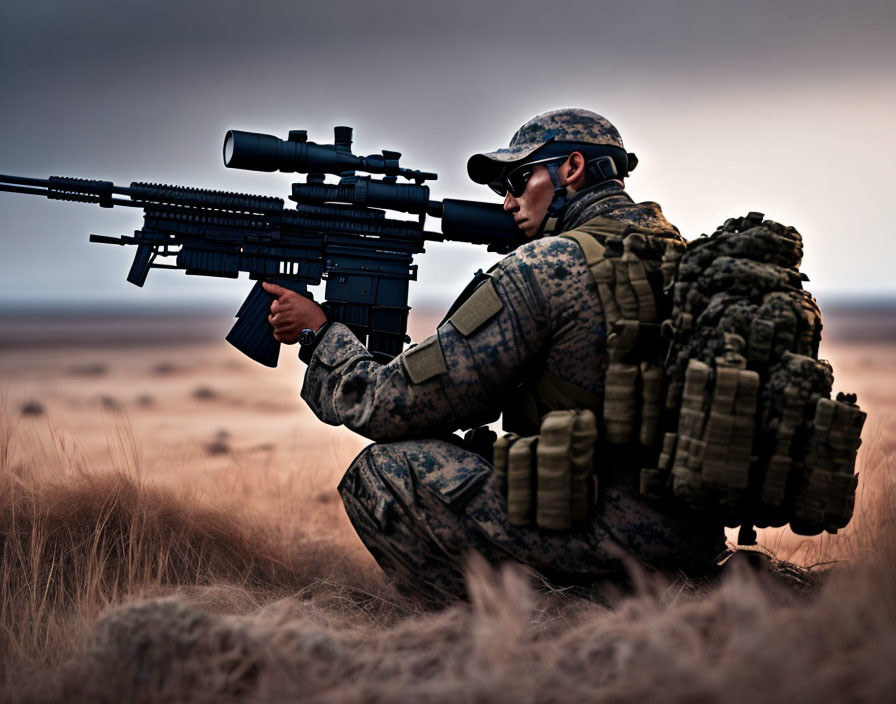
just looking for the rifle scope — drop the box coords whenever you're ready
[224,127,437,183]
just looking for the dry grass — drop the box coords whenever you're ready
[0,407,403,699]
[1,412,894,702]
[0,328,894,702]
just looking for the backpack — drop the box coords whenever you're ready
[560,211,866,541]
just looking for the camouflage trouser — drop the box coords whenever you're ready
[338,439,726,604]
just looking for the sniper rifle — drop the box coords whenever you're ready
[0,126,525,366]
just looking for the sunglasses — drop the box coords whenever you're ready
[488,156,569,198]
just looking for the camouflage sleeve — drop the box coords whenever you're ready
[300,237,583,442]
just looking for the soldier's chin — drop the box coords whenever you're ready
[517,219,536,238]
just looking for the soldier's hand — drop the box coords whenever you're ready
[263,282,327,345]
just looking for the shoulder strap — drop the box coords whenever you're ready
[561,226,621,325]
[561,216,667,327]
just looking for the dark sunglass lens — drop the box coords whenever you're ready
[489,182,508,197]
[507,168,532,197]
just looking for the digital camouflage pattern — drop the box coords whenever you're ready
[338,439,724,605]
[467,108,627,185]
[301,185,726,602]
[560,181,678,234]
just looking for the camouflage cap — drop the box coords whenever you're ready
[467,108,626,185]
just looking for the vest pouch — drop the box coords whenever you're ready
[671,359,712,505]
[535,410,597,530]
[669,335,759,521]
[756,353,836,529]
[758,369,808,522]
[496,411,598,530]
[569,410,598,522]
[792,394,866,535]
[639,362,664,447]
[491,433,516,497]
[604,320,641,445]
[700,365,760,497]
[536,412,575,530]
[507,436,536,526]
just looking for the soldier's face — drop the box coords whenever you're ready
[502,165,557,239]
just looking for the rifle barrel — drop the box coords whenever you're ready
[0,184,49,198]
[0,180,142,208]
[0,174,51,188]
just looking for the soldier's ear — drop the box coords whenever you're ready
[566,151,588,190]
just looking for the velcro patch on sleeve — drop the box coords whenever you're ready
[402,335,448,384]
[448,279,504,336]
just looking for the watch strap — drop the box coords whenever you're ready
[299,321,332,364]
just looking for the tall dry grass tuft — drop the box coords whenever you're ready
[1,471,283,659]
[0,411,405,695]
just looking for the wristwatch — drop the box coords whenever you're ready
[298,321,331,364]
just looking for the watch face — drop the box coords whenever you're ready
[299,328,316,346]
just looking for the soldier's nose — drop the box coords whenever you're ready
[503,193,518,212]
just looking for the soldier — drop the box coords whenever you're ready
[263,109,726,604]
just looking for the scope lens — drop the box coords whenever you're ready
[223,132,235,166]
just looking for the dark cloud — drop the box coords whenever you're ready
[5,1,894,80]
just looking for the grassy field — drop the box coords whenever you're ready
[0,308,894,702]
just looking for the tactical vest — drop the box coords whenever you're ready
[493,212,865,539]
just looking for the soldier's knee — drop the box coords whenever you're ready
[338,443,379,507]
[338,442,410,530]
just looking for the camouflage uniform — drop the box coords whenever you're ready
[301,111,726,603]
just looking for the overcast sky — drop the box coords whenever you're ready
[1,0,894,313]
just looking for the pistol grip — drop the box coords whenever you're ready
[225,279,308,367]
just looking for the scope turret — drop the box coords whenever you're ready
[223,128,437,183]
